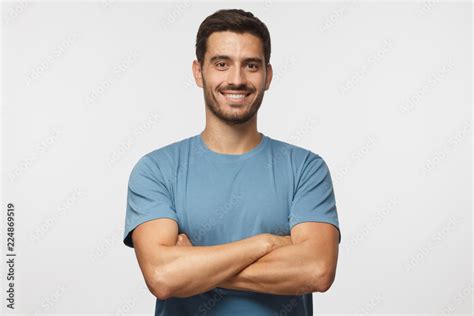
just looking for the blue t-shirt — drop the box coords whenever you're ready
[123,132,341,316]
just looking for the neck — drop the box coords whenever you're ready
[200,116,261,155]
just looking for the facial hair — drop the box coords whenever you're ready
[202,76,265,126]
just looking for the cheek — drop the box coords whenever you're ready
[204,72,224,86]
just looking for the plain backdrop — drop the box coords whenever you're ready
[1,1,472,314]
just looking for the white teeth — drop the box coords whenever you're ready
[223,93,246,99]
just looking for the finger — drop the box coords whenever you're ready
[181,234,193,246]
[176,235,184,246]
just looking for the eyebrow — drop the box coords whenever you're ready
[209,55,263,65]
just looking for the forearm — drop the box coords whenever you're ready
[153,234,271,298]
[217,240,324,295]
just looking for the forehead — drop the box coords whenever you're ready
[205,31,264,61]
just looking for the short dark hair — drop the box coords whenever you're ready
[195,9,271,66]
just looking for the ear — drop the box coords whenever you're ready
[264,63,273,91]
[192,59,203,88]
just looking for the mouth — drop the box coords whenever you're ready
[219,91,252,103]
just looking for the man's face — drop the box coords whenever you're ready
[193,31,272,125]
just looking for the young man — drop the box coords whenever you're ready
[123,9,341,316]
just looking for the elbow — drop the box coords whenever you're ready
[309,263,336,293]
[148,268,173,300]
[316,276,334,293]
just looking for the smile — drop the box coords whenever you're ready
[220,91,252,102]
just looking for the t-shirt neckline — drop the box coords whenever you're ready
[196,132,268,163]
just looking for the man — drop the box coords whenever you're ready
[123,9,341,316]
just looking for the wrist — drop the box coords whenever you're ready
[259,233,274,254]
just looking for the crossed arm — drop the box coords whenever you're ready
[131,218,339,299]
[214,221,339,295]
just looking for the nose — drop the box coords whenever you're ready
[227,64,247,87]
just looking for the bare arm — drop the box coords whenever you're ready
[178,222,339,295]
[132,218,291,299]
[218,222,340,294]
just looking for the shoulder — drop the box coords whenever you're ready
[266,135,326,167]
[131,136,193,175]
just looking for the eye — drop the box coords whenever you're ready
[247,63,259,71]
[215,62,228,69]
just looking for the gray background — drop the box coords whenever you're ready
[1,1,472,314]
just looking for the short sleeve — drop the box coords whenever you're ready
[289,152,341,244]
[123,155,178,248]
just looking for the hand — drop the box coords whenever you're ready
[266,234,292,252]
[176,233,193,247]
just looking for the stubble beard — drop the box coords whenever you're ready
[202,77,264,126]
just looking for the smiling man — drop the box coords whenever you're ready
[123,9,341,316]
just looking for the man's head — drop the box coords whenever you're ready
[192,9,273,125]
